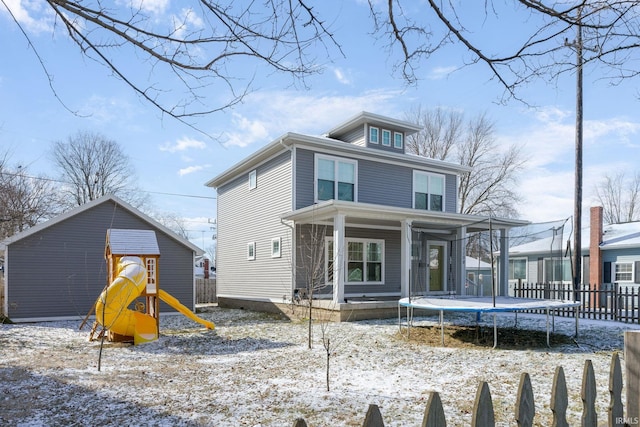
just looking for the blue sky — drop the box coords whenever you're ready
[1,1,639,252]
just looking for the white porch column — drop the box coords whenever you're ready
[499,228,509,296]
[457,226,467,296]
[400,220,412,298]
[332,213,346,303]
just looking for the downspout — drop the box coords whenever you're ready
[279,137,296,302]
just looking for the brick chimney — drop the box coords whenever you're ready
[589,206,603,287]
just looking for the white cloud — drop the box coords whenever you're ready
[333,67,352,85]
[2,0,53,33]
[427,66,458,80]
[178,165,207,176]
[160,136,207,153]
[220,89,404,148]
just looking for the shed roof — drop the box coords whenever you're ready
[106,229,160,256]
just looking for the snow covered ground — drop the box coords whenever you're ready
[1,306,638,426]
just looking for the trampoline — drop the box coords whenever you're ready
[398,296,581,347]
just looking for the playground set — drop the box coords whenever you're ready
[85,229,214,345]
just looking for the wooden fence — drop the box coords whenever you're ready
[513,282,640,323]
[292,352,628,426]
[195,278,216,304]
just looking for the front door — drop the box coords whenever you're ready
[428,242,446,292]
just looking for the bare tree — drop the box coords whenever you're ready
[369,1,640,100]
[296,222,331,350]
[594,171,640,223]
[4,1,341,134]
[0,152,60,239]
[406,106,525,218]
[151,212,192,241]
[51,131,149,210]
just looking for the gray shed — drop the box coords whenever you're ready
[1,194,203,322]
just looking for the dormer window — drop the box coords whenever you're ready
[394,132,404,149]
[382,129,391,146]
[369,126,379,144]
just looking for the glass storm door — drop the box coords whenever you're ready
[428,242,446,292]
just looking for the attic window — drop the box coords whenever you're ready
[369,126,379,144]
[394,132,403,149]
[382,129,391,146]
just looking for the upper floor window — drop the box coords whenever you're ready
[316,155,357,202]
[247,242,256,260]
[382,129,391,146]
[369,126,379,144]
[615,262,633,282]
[413,171,444,211]
[393,132,403,149]
[249,170,257,190]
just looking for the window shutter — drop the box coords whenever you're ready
[603,262,611,283]
[635,261,640,284]
[537,257,543,283]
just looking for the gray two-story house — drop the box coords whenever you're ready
[206,112,526,319]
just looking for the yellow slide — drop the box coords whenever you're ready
[95,256,214,345]
[158,289,215,330]
[95,256,150,339]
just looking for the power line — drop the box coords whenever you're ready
[0,170,216,200]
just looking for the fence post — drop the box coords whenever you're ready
[608,352,624,426]
[625,331,640,423]
[422,392,446,427]
[551,366,569,427]
[471,381,495,427]
[515,372,534,427]
[581,360,597,427]
[362,404,385,427]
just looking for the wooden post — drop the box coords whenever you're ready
[625,331,640,423]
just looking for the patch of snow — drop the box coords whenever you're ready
[1,307,638,426]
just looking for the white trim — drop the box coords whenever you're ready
[271,237,282,258]
[615,262,634,282]
[314,153,358,203]
[326,236,385,286]
[248,169,257,190]
[382,129,391,146]
[247,242,256,260]
[412,170,446,212]
[369,125,379,144]
[393,131,404,149]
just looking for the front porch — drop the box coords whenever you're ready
[281,200,527,313]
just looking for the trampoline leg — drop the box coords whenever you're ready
[575,306,579,338]
[546,309,550,347]
[493,314,497,349]
[440,310,444,346]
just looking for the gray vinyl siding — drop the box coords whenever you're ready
[294,225,401,297]
[295,148,458,212]
[216,151,293,301]
[6,201,196,321]
[330,125,365,146]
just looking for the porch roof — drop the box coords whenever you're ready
[281,200,528,233]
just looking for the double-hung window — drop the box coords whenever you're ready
[325,237,384,284]
[615,263,633,282]
[316,155,357,202]
[413,171,445,211]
